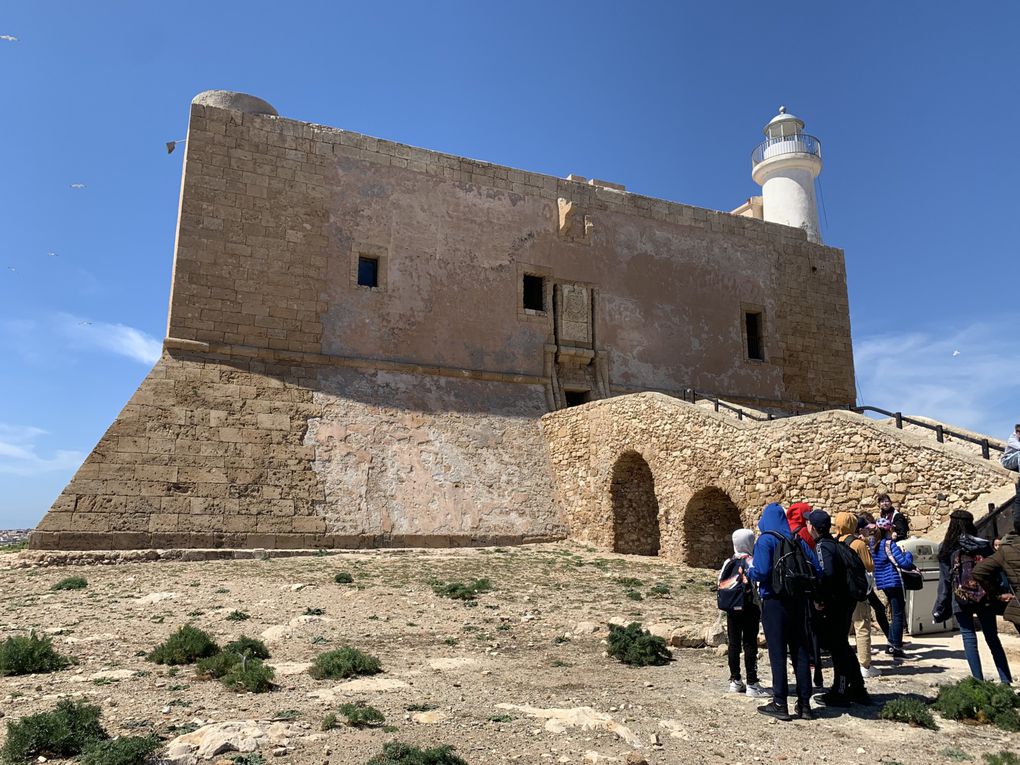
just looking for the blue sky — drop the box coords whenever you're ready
[2,3,1018,527]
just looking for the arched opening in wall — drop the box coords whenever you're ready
[610,451,660,556]
[684,487,742,569]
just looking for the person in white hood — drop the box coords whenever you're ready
[717,528,769,698]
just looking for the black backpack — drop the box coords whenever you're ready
[765,530,816,599]
[717,557,753,612]
[834,536,870,602]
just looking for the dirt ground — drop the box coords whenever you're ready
[1,543,1019,764]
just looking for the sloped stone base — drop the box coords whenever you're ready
[32,350,563,550]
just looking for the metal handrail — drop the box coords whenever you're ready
[852,405,1002,461]
[682,389,1004,463]
[751,133,822,167]
[976,481,1018,541]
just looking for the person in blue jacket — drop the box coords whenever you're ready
[872,516,913,659]
[748,503,822,721]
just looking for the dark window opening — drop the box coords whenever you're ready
[357,256,379,288]
[522,274,545,311]
[745,311,764,361]
[564,390,591,407]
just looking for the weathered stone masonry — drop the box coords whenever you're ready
[32,90,863,550]
[541,393,1015,567]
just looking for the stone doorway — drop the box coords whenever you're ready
[610,451,660,556]
[683,487,742,568]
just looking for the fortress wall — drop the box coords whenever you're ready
[542,393,1012,565]
[32,352,562,550]
[169,101,855,407]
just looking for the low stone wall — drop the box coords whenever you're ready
[540,392,1014,566]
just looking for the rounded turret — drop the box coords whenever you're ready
[751,106,823,243]
[192,90,278,116]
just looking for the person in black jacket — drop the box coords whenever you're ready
[805,510,869,706]
[877,493,909,541]
[934,510,1013,683]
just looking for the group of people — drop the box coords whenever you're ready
[716,493,1020,722]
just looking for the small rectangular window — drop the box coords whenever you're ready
[745,311,764,361]
[357,256,379,288]
[522,274,545,311]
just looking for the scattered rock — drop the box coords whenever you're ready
[411,710,448,724]
[496,704,641,746]
[267,661,313,676]
[428,657,476,671]
[135,592,175,605]
[573,622,601,634]
[307,677,408,701]
[163,721,290,765]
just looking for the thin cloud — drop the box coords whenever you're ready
[0,424,84,477]
[854,321,1020,438]
[57,314,162,365]
[0,35,17,42]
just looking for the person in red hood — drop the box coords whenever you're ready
[787,502,817,550]
[787,501,823,687]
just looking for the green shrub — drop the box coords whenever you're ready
[310,647,382,680]
[879,697,938,730]
[934,678,1020,731]
[304,607,325,616]
[0,698,107,763]
[224,637,270,659]
[338,702,385,728]
[79,735,161,765]
[321,713,338,731]
[225,611,250,622]
[148,625,219,665]
[939,748,971,762]
[649,582,671,597]
[983,753,1020,765]
[430,579,492,601]
[0,632,71,676]
[195,652,241,680]
[606,623,671,667]
[221,657,274,693]
[51,576,88,591]
[624,590,643,601]
[366,741,468,765]
[334,572,354,584]
[615,577,644,588]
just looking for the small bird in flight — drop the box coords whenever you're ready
[78,320,93,326]
[6,266,15,272]
[47,252,58,257]
[0,35,17,42]
[952,350,961,357]
[70,183,87,189]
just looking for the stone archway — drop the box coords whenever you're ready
[683,487,742,568]
[610,451,660,555]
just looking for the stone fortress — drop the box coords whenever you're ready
[30,91,1016,559]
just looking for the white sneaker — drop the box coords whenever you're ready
[746,683,770,698]
[862,665,882,678]
[728,680,746,694]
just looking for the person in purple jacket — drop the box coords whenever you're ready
[871,516,913,659]
[748,503,821,721]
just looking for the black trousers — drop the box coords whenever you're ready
[817,601,865,696]
[761,597,812,708]
[725,603,761,684]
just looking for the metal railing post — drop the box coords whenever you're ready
[895,412,903,429]
[982,439,990,460]
[936,424,944,443]
[714,401,719,412]
[737,410,743,421]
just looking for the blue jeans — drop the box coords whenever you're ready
[883,587,905,650]
[957,607,1013,683]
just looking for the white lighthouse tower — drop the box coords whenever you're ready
[751,106,823,243]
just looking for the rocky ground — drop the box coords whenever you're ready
[1,543,1019,764]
